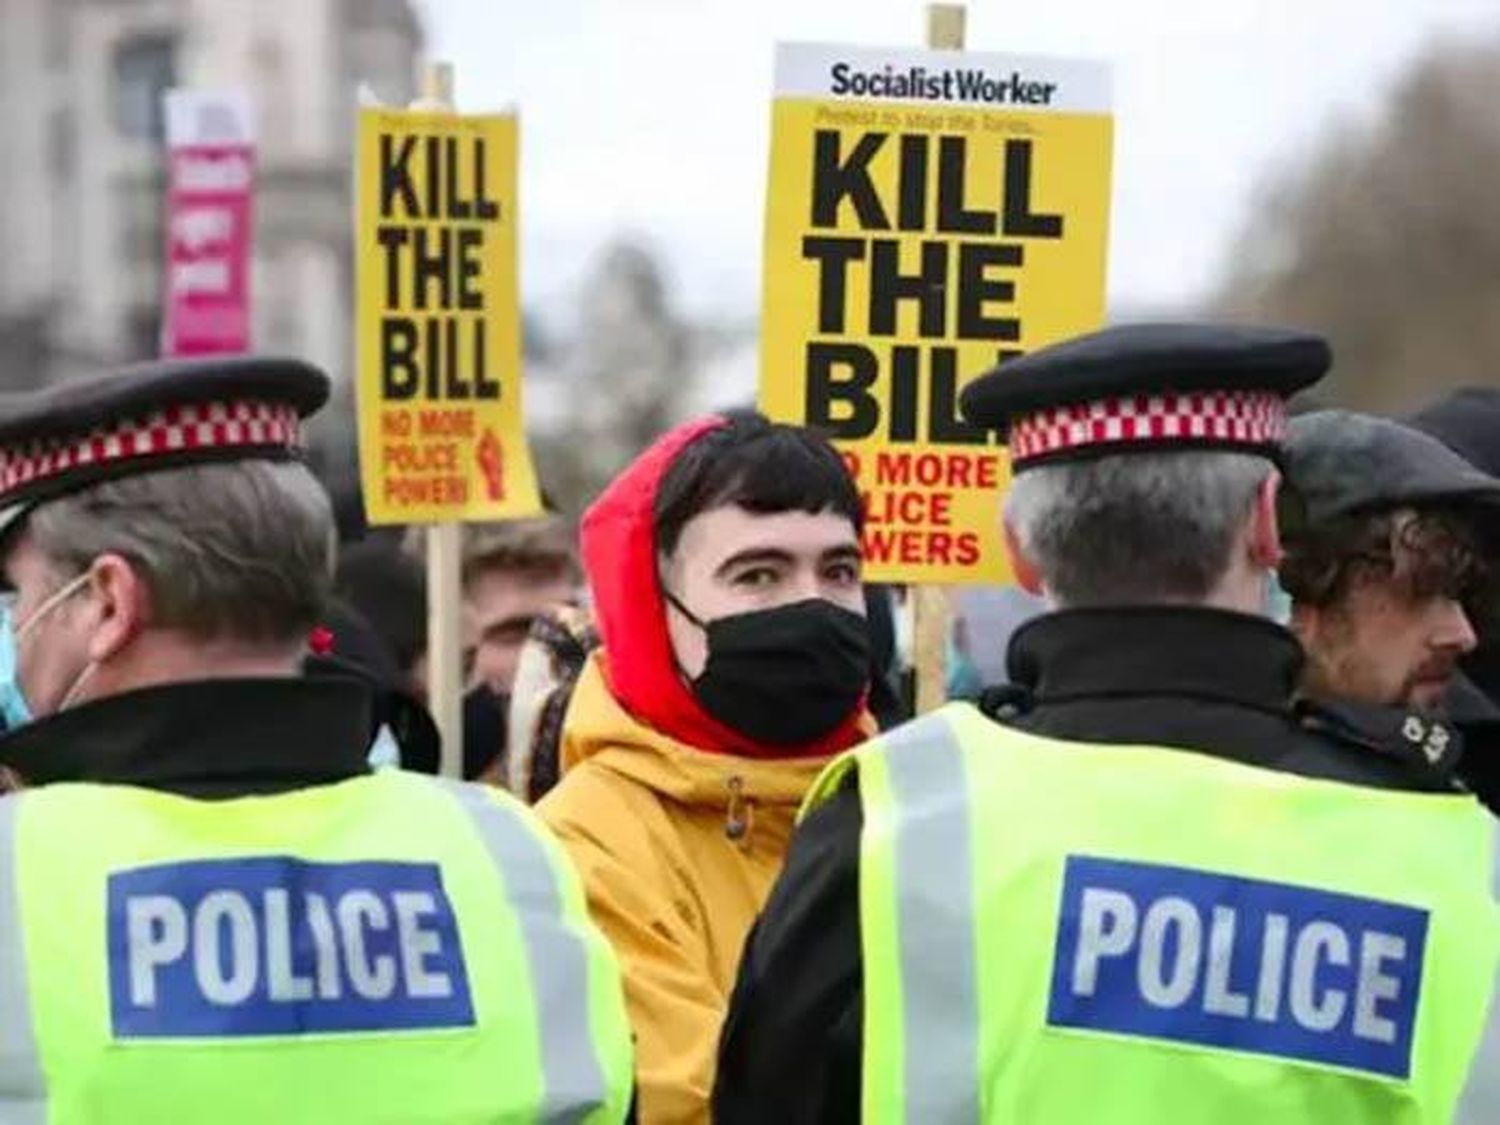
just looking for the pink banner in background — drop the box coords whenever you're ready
[162,90,255,357]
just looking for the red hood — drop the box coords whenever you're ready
[580,416,870,760]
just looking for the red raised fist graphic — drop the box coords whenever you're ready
[477,428,505,502]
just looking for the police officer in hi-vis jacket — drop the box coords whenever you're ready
[0,356,631,1124]
[716,324,1499,1125]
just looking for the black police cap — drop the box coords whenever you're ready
[0,355,329,539]
[959,323,1331,472]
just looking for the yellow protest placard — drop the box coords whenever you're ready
[760,43,1113,583]
[356,107,541,525]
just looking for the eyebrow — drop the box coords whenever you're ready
[479,612,541,638]
[714,548,796,579]
[820,544,863,565]
[713,543,863,579]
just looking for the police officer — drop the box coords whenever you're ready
[714,325,1499,1124]
[0,357,632,1123]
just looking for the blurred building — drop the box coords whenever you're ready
[0,0,423,390]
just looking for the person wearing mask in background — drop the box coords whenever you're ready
[539,411,873,1122]
[717,326,1498,1124]
[0,357,632,1122]
[304,598,441,773]
[333,539,428,702]
[457,518,581,695]
[316,544,438,771]
[441,519,581,780]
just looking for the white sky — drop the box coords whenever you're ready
[416,0,1500,323]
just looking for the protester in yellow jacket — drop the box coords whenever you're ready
[539,413,875,1123]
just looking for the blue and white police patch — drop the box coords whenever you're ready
[107,857,476,1038]
[1047,855,1428,1079]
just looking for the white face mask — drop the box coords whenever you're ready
[1262,569,1293,626]
[2,572,96,728]
[368,724,401,769]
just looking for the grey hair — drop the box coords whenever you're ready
[1004,451,1272,606]
[27,460,335,646]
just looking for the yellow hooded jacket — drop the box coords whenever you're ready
[539,658,844,1123]
[539,418,874,1122]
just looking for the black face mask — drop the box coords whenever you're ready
[666,593,871,747]
[462,685,510,781]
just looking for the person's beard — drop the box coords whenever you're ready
[1401,653,1463,711]
[1304,634,1458,713]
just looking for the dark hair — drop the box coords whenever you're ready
[653,412,863,557]
[1281,505,1489,611]
[334,540,427,674]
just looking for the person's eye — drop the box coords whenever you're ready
[734,568,779,589]
[826,561,861,584]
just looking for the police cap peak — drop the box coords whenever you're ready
[0,355,329,535]
[960,323,1330,472]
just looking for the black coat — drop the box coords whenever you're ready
[0,677,373,796]
[714,607,1471,1125]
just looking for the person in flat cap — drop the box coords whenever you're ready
[1279,410,1500,715]
[716,324,1498,1125]
[0,356,633,1121]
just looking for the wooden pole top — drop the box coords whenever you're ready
[926,3,967,50]
[421,61,455,108]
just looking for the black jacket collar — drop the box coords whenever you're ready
[1007,606,1303,716]
[0,678,374,796]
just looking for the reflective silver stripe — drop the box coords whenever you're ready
[437,778,609,1123]
[881,714,981,1123]
[0,796,46,1123]
[1456,824,1500,1124]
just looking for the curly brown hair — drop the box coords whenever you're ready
[1280,506,1489,611]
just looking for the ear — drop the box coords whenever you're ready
[1248,470,1284,570]
[1003,519,1045,596]
[84,553,149,663]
